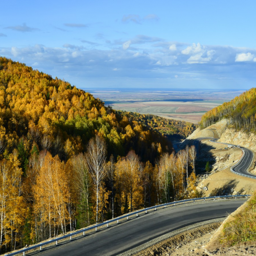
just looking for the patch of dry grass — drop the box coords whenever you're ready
[219,192,256,246]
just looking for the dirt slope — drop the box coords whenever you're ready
[145,120,256,255]
[187,119,256,196]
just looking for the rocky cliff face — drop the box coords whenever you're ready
[219,128,256,175]
[219,128,256,152]
[187,119,256,196]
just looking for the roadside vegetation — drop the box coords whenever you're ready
[219,191,256,246]
[0,57,198,253]
[199,88,256,249]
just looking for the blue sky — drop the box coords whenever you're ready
[1,0,256,90]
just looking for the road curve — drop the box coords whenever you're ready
[197,137,256,179]
[39,200,245,256]
[232,147,255,178]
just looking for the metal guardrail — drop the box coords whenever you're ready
[4,194,250,256]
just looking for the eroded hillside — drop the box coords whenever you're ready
[187,119,256,196]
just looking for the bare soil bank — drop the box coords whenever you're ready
[133,223,220,256]
[133,223,256,255]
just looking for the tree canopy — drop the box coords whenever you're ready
[200,88,256,133]
[0,57,171,163]
[0,57,198,253]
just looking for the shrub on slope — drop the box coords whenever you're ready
[219,192,256,246]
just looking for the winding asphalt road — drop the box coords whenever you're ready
[27,137,254,256]
[232,147,255,178]
[197,137,256,179]
[38,200,246,256]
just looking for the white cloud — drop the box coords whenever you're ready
[144,14,159,21]
[122,14,159,24]
[187,50,215,64]
[132,35,162,44]
[81,40,98,45]
[11,47,19,57]
[123,40,131,50]
[63,44,85,50]
[64,23,87,28]
[72,51,81,58]
[169,44,177,51]
[155,56,177,66]
[120,35,162,49]
[235,52,254,62]
[2,41,256,90]
[122,15,141,24]
[6,23,39,32]
[182,43,202,55]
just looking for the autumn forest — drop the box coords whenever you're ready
[200,88,256,132]
[0,57,198,252]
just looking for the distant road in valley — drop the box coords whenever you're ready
[39,200,245,256]
[197,137,256,179]
[232,147,255,178]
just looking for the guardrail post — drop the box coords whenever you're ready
[95,226,97,232]
[136,213,138,217]
[23,252,25,256]
[83,231,85,235]
[117,220,119,224]
[107,223,109,228]
[127,216,129,220]
[40,244,42,251]
[145,210,148,214]
[70,236,72,241]
[56,240,58,246]
[155,207,156,211]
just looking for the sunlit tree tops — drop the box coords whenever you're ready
[0,57,171,162]
[200,88,256,132]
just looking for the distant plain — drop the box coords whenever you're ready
[88,89,245,124]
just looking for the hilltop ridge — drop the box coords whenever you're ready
[200,87,256,133]
[0,57,171,162]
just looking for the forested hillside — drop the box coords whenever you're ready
[200,88,256,132]
[0,57,198,253]
[0,57,171,162]
[117,111,197,138]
